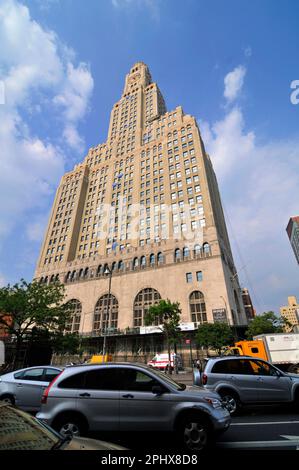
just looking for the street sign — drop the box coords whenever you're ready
[186,339,191,344]
[212,308,228,323]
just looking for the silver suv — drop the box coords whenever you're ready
[196,356,299,415]
[36,362,231,452]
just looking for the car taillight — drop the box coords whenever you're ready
[41,371,63,405]
[202,373,208,385]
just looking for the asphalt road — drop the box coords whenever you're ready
[89,370,299,452]
[89,405,299,452]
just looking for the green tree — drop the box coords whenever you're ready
[0,279,71,367]
[245,311,290,339]
[196,322,233,355]
[145,299,181,374]
[51,331,80,355]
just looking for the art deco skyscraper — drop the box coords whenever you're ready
[35,62,247,341]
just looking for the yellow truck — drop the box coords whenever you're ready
[224,333,299,373]
[88,354,113,363]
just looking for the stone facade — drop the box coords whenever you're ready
[34,62,247,342]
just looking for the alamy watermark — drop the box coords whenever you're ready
[290,80,299,105]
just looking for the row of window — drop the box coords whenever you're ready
[65,289,207,333]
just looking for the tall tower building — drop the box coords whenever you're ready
[34,62,247,349]
[286,216,299,264]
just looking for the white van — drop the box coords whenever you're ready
[147,353,181,371]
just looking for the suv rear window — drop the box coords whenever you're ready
[58,372,86,389]
[211,360,230,373]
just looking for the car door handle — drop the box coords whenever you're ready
[122,394,134,399]
[17,384,23,387]
[79,393,91,397]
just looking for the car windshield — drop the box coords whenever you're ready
[149,368,186,390]
[0,404,60,450]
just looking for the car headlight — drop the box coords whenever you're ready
[204,397,222,409]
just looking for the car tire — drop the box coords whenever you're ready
[177,414,212,452]
[218,389,241,416]
[53,413,88,438]
[0,395,15,405]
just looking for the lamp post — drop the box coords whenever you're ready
[102,266,112,362]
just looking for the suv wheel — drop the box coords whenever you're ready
[54,414,87,438]
[219,390,241,415]
[179,416,211,452]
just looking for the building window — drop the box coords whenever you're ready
[133,288,161,327]
[174,248,181,261]
[186,272,192,283]
[196,271,203,282]
[189,291,207,323]
[93,294,119,333]
[65,299,82,333]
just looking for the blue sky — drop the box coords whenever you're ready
[0,0,299,314]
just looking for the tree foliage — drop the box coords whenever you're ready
[245,311,290,339]
[145,299,181,373]
[196,322,234,354]
[0,279,71,366]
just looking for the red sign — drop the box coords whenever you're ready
[185,339,191,344]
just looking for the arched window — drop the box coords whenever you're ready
[40,277,44,283]
[194,244,201,256]
[183,247,190,259]
[44,276,48,284]
[174,248,181,262]
[103,263,109,275]
[79,268,84,278]
[50,275,55,283]
[203,243,211,255]
[93,294,119,333]
[140,256,146,267]
[133,288,161,327]
[149,254,155,266]
[118,260,124,271]
[84,267,89,278]
[55,274,59,281]
[65,271,71,282]
[71,270,76,281]
[189,291,207,324]
[132,257,139,270]
[111,261,117,272]
[157,252,163,264]
[97,265,102,276]
[65,299,82,333]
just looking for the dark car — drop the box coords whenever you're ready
[0,402,126,450]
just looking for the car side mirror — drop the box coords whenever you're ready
[152,385,164,395]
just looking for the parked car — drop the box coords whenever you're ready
[195,355,299,415]
[0,402,126,450]
[36,362,230,452]
[0,366,62,412]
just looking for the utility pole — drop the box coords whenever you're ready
[102,266,112,362]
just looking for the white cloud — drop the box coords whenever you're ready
[0,0,94,247]
[200,71,299,313]
[63,124,84,151]
[224,65,246,103]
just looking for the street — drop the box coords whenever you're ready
[88,371,299,452]
[89,405,299,451]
